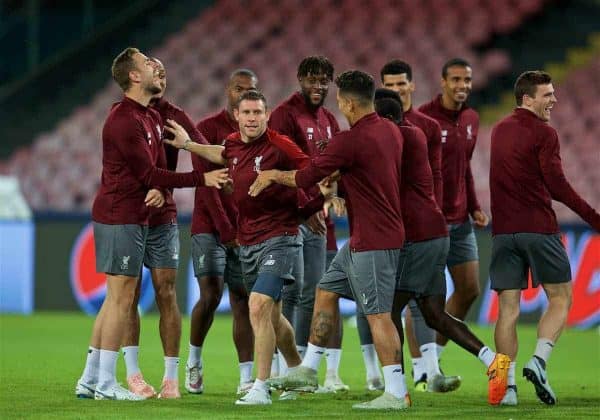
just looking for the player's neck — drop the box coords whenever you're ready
[240,127,266,143]
[348,106,374,126]
[125,88,152,107]
[403,97,412,113]
[441,93,463,111]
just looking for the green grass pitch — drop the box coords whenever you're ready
[1,313,598,419]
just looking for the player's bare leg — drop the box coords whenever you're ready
[229,284,254,393]
[523,282,572,405]
[494,289,520,405]
[152,268,181,398]
[438,261,480,348]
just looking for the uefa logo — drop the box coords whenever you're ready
[69,222,155,315]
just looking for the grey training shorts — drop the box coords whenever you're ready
[490,233,571,290]
[191,233,244,289]
[239,234,301,300]
[144,222,180,269]
[319,242,401,315]
[396,236,449,297]
[93,222,147,277]
[447,220,479,267]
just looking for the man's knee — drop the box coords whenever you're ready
[198,276,224,311]
[107,275,138,308]
[249,293,273,325]
[314,287,339,309]
[153,270,177,307]
[497,290,522,323]
[545,282,572,310]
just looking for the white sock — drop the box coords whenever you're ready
[297,345,307,360]
[436,343,445,358]
[270,353,279,377]
[411,357,425,381]
[478,346,496,368]
[361,344,381,380]
[122,346,140,378]
[534,338,555,364]
[420,342,441,378]
[325,348,342,377]
[164,356,179,381]
[252,378,268,392]
[239,361,253,384]
[80,346,100,384]
[508,361,516,386]
[301,343,326,371]
[382,364,407,398]
[278,351,288,376]
[188,344,202,368]
[97,349,119,390]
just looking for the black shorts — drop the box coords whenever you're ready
[490,233,571,291]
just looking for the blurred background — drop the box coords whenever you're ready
[0,0,598,327]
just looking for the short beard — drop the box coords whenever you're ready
[302,90,325,109]
[146,84,162,96]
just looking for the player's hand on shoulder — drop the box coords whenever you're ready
[145,188,165,208]
[472,209,489,228]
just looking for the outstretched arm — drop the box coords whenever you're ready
[163,119,226,165]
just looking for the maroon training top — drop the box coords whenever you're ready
[92,96,202,225]
[269,91,341,250]
[490,108,600,234]
[398,123,448,242]
[148,97,192,226]
[296,112,405,252]
[193,109,239,242]
[419,95,481,224]
[404,107,444,208]
[222,128,317,245]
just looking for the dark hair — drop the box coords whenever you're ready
[236,89,266,108]
[375,98,403,124]
[514,71,552,106]
[380,59,412,82]
[442,57,471,78]
[297,56,334,80]
[230,68,258,82]
[111,47,140,91]
[335,70,375,106]
[374,88,402,104]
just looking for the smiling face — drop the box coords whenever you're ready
[299,72,331,108]
[523,83,556,121]
[441,65,472,108]
[234,99,269,142]
[382,73,414,109]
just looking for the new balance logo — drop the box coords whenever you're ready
[263,254,275,266]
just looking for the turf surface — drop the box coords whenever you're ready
[1,313,598,419]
